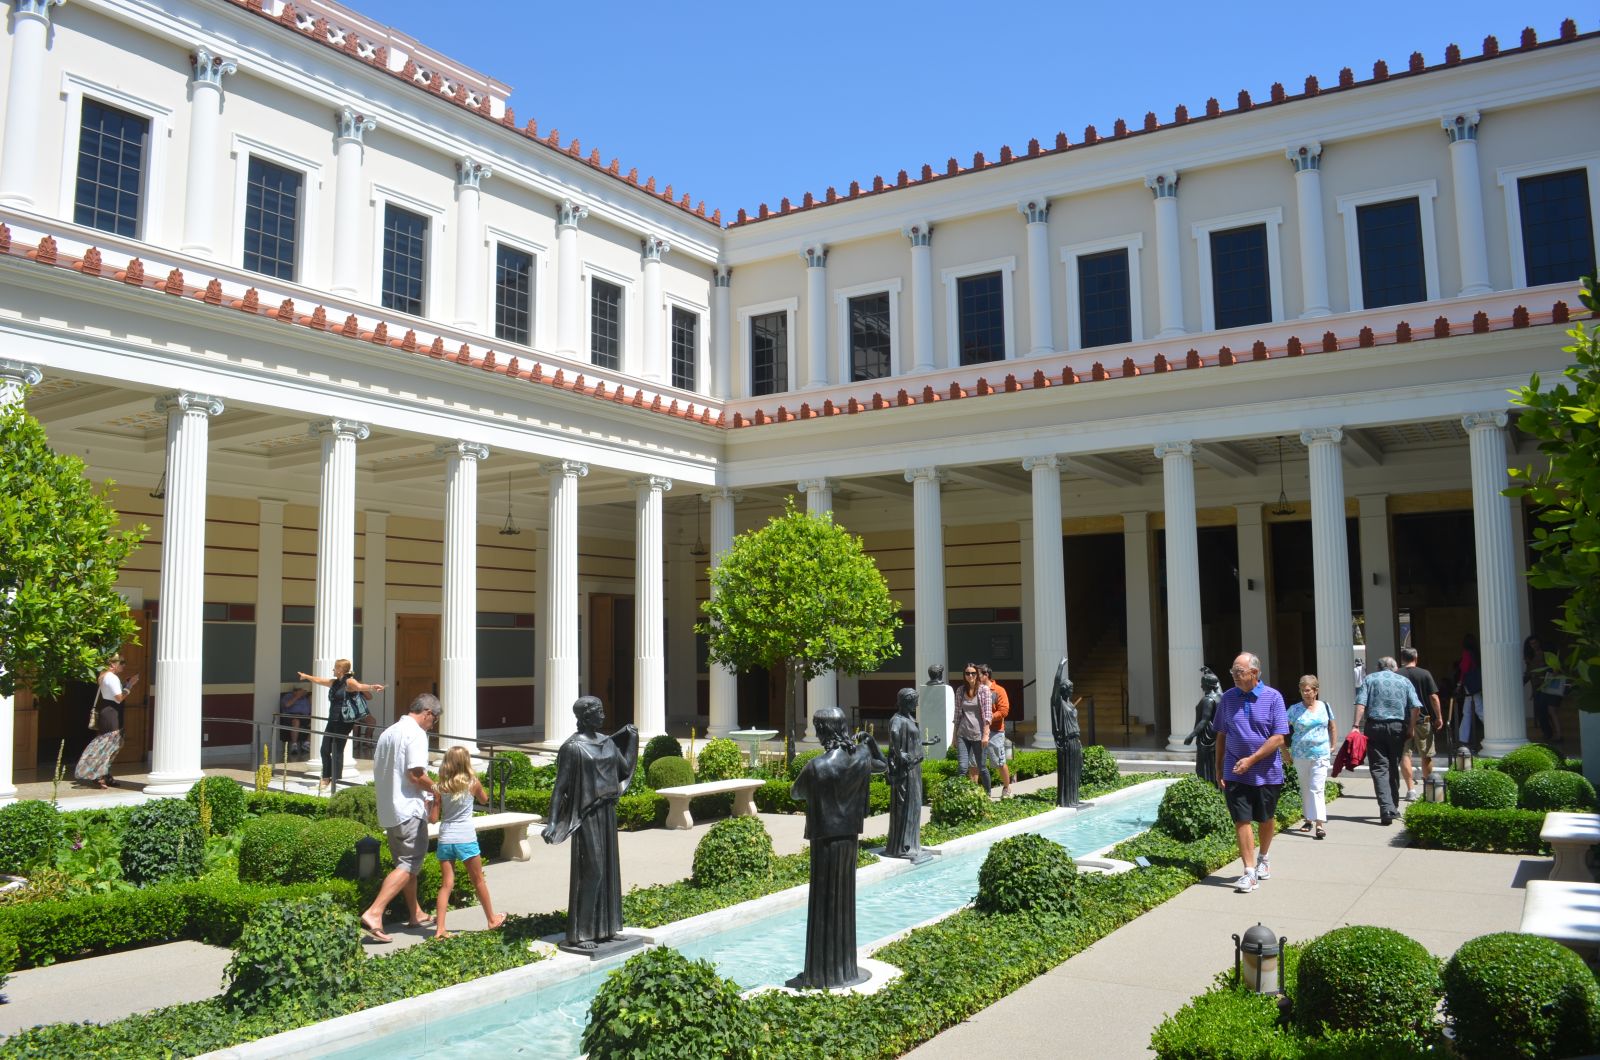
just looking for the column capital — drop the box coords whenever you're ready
[712,264,732,287]
[1154,440,1194,460]
[158,392,224,417]
[641,235,671,263]
[1018,200,1050,224]
[1299,426,1344,447]
[190,46,238,89]
[704,486,743,503]
[437,440,490,461]
[1022,454,1060,473]
[455,156,492,189]
[1462,410,1508,432]
[335,106,376,143]
[556,198,588,228]
[902,221,933,247]
[12,0,65,24]
[1442,111,1482,143]
[0,358,43,389]
[1286,142,1323,172]
[904,466,944,484]
[541,459,589,479]
[311,417,369,441]
[801,244,828,268]
[631,474,673,493]
[1145,171,1180,198]
[796,477,838,494]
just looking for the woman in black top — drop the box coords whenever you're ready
[74,656,136,788]
[298,659,384,791]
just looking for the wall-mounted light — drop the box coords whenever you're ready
[1246,578,1257,591]
[1371,572,1381,587]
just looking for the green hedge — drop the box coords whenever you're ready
[1294,926,1440,1044]
[1448,769,1519,809]
[1402,802,1548,854]
[1500,744,1564,787]
[245,790,327,819]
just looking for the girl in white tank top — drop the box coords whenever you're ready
[432,746,506,938]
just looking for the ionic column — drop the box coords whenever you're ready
[1357,494,1397,664]
[906,467,946,688]
[452,158,492,330]
[253,499,285,740]
[1301,428,1355,734]
[903,223,935,372]
[1464,412,1525,755]
[1235,504,1272,681]
[542,460,587,746]
[0,0,64,209]
[711,266,732,400]
[330,107,376,298]
[706,488,741,736]
[179,46,237,258]
[360,512,388,715]
[640,236,671,382]
[1145,172,1185,339]
[1024,455,1067,747]
[1019,201,1054,355]
[1157,442,1203,750]
[440,441,489,751]
[798,478,838,728]
[1287,144,1331,318]
[633,475,671,738]
[146,392,225,793]
[555,200,588,356]
[1123,511,1156,731]
[0,359,43,803]
[1443,113,1493,298]
[803,245,828,388]
[305,418,367,777]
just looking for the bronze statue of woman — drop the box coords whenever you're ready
[1183,666,1222,785]
[1050,656,1082,807]
[885,687,938,862]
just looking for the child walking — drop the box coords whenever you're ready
[434,746,507,938]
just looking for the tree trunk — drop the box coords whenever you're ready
[784,656,800,767]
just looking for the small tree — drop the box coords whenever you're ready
[0,396,144,698]
[698,501,900,758]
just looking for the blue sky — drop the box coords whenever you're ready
[371,1,1584,221]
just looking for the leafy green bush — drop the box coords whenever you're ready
[1447,768,1519,809]
[287,817,374,883]
[1082,744,1119,788]
[975,833,1077,916]
[120,799,204,886]
[789,749,822,779]
[1402,802,1547,854]
[0,930,16,993]
[1500,744,1563,787]
[223,893,362,1015]
[583,947,750,1060]
[1150,982,1294,1059]
[324,783,381,832]
[695,738,744,782]
[930,775,988,825]
[1294,926,1441,1044]
[692,816,773,887]
[245,790,327,818]
[1520,769,1598,812]
[185,777,248,837]
[484,749,538,792]
[640,734,684,776]
[617,790,668,830]
[647,754,695,789]
[753,778,802,814]
[0,800,61,874]
[1156,776,1233,842]
[1008,749,1055,779]
[921,757,960,786]
[868,777,891,815]
[503,787,553,818]
[237,814,312,884]
[1443,932,1600,1058]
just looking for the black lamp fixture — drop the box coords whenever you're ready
[689,496,709,559]
[1270,437,1295,516]
[354,834,382,880]
[497,474,521,536]
[1234,922,1287,994]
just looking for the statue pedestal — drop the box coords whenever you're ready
[878,848,936,865]
[557,933,645,960]
[918,684,954,762]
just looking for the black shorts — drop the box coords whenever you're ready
[1225,782,1283,824]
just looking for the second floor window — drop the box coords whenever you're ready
[1209,224,1271,330]
[591,279,622,369]
[381,204,428,315]
[958,272,1005,365]
[74,99,149,238]
[1518,169,1596,287]
[1078,248,1132,348]
[495,245,534,345]
[751,311,788,396]
[1356,198,1426,309]
[670,307,698,391]
[849,293,891,381]
[243,157,302,281]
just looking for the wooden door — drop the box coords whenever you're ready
[393,614,440,722]
[587,594,634,729]
[115,610,151,764]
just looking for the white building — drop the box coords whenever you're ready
[1,0,1596,796]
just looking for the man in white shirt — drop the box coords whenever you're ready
[360,693,441,942]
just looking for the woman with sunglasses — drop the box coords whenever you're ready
[953,663,992,789]
[74,655,137,789]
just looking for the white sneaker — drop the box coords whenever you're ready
[1405,787,1416,802]
[1255,854,1271,881]
[1235,870,1258,893]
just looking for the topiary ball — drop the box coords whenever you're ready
[119,798,204,885]
[1520,769,1599,813]
[1447,769,1519,810]
[975,833,1077,916]
[325,783,381,832]
[223,893,362,1015]
[484,750,538,792]
[647,755,695,790]
[0,801,62,874]
[1294,925,1441,1043]
[640,734,685,777]
[1500,744,1563,787]
[788,749,822,780]
[288,817,377,883]
[185,776,248,836]
[692,815,773,887]
[582,947,748,1059]
[695,738,744,783]
[1081,745,1119,788]
[930,775,988,825]
[1444,931,1600,1059]
[237,813,313,884]
[1156,776,1233,842]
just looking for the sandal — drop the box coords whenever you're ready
[1315,826,1326,840]
[1297,820,1313,833]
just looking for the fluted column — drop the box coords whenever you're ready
[1019,201,1054,355]
[706,488,740,736]
[253,499,285,737]
[361,510,388,720]
[711,266,732,400]
[1123,511,1156,731]
[146,392,224,793]
[555,200,588,356]
[0,358,40,406]
[640,236,670,381]
[798,478,838,729]
[903,223,935,372]
[1287,144,1331,318]
[1464,412,1525,754]
[1235,504,1272,681]
[304,419,367,777]
[906,467,946,686]
[1024,456,1067,746]
[179,46,237,258]
[1443,113,1493,298]
[330,107,376,298]
[1158,442,1203,750]
[633,475,671,738]
[0,360,42,803]
[1301,428,1355,734]
[440,441,488,751]
[803,245,828,388]
[0,0,64,209]
[1146,172,1185,339]
[1357,494,1397,665]
[452,158,492,329]
[542,460,587,746]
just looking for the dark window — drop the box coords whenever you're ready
[1355,198,1426,308]
[957,271,1005,364]
[750,311,788,396]
[1519,169,1596,287]
[849,293,892,381]
[381,204,428,315]
[1078,248,1132,348]
[670,306,698,390]
[73,99,149,238]
[590,279,622,369]
[1209,224,1272,329]
[242,157,302,280]
[494,244,534,345]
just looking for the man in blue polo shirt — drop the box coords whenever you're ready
[1354,655,1422,826]
[1214,651,1290,894]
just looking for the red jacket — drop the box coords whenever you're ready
[1330,729,1368,777]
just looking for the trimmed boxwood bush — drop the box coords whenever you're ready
[695,738,743,783]
[868,777,891,815]
[185,777,248,836]
[0,800,62,874]
[788,749,823,780]
[640,734,684,776]
[583,946,750,1059]
[1500,744,1563,787]
[1447,768,1519,809]
[692,816,773,887]
[1403,802,1546,854]
[245,789,327,818]
[325,783,381,832]
[1520,769,1598,812]
[1082,744,1119,788]
[120,799,204,885]
[1294,925,1441,1044]
[238,814,313,884]
[646,754,695,790]
[1156,776,1232,842]
[1444,932,1600,1058]
[223,893,362,1015]
[484,749,538,792]
[0,930,16,993]
[754,779,802,814]
[930,775,988,825]
[287,817,375,883]
[975,833,1076,915]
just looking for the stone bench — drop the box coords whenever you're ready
[427,811,543,862]
[655,778,765,830]
[1541,812,1600,883]
[1520,880,1600,956]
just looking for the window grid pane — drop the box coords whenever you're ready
[670,306,698,391]
[243,157,302,281]
[74,100,149,238]
[1078,249,1132,348]
[495,245,534,345]
[1356,198,1426,308]
[751,312,788,396]
[1210,224,1272,329]
[849,293,891,381]
[590,279,622,369]
[1519,169,1597,287]
[957,272,1005,365]
[381,204,428,315]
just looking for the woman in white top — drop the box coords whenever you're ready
[74,655,138,788]
[1286,674,1338,840]
[432,746,505,938]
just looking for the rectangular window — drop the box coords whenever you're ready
[1077,248,1132,348]
[242,157,302,281]
[1518,169,1597,287]
[73,99,150,238]
[848,293,892,381]
[495,244,534,345]
[381,204,428,315]
[957,271,1005,365]
[1356,198,1426,308]
[750,311,788,396]
[590,279,623,369]
[1209,224,1271,329]
[670,306,698,391]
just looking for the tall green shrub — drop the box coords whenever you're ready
[1520,769,1598,812]
[695,738,744,783]
[1444,932,1600,1059]
[238,814,313,884]
[640,735,684,776]
[1156,777,1232,842]
[119,799,204,885]
[222,893,362,1015]
[930,776,987,825]
[1500,744,1563,787]
[1081,745,1119,788]
[185,777,248,836]
[287,818,376,883]
[0,801,62,873]
[975,834,1077,916]
[325,783,381,832]
[1294,926,1441,1044]
[1447,769,1518,810]
[647,755,694,790]
[485,750,538,792]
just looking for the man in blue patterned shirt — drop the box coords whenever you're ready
[1354,656,1422,826]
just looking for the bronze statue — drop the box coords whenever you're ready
[885,687,938,863]
[541,696,640,956]
[1183,666,1221,785]
[1050,656,1082,807]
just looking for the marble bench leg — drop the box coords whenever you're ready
[664,797,694,830]
[1550,843,1592,883]
[732,788,758,817]
[501,823,533,862]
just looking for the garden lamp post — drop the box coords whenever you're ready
[1452,745,1473,774]
[354,835,381,880]
[1423,773,1445,803]
[1234,922,1287,994]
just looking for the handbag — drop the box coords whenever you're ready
[88,687,102,731]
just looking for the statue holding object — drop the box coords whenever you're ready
[1183,666,1222,785]
[1050,656,1082,807]
[885,687,939,863]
